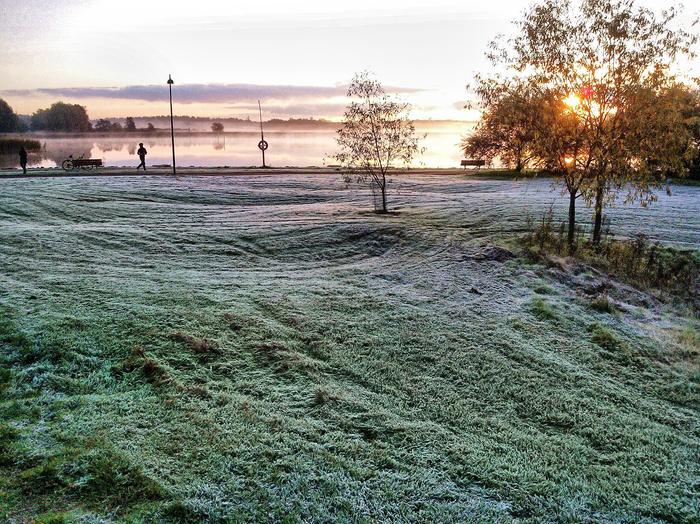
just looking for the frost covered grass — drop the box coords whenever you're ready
[0,173,699,522]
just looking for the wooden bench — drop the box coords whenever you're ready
[461,159,485,169]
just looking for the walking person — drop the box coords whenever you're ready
[136,143,147,171]
[19,146,27,175]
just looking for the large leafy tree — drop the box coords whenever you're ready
[0,98,20,132]
[333,72,423,213]
[461,81,541,172]
[470,0,697,247]
[678,86,700,180]
[31,102,92,132]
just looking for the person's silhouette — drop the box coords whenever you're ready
[136,143,147,171]
[19,146,28,174]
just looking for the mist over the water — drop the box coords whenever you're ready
[1,123,472,169]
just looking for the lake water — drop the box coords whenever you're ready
[2,125,470,170]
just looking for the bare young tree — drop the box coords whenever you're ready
[333,72,423,213]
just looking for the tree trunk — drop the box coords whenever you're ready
[567,191,576,252]
[382,181,389,213]
[380,175,387,213]
[592,182,604,245]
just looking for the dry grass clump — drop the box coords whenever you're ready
[223,312,247,331]
[185,384,211,398]
[113,346,171,386]
[312,388,337,406]
[141,358,171,385]
[255,341,286,359]
[169,331,220,355]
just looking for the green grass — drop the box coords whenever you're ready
[0,174,698,522]
[529,297,560,321]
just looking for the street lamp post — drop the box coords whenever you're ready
[167,74,176,175]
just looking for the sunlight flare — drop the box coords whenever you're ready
[563,93,581,109]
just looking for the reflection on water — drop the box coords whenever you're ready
[1,125,472,169]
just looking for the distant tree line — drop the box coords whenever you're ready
[0,98,157,134]
[94,117,155,133]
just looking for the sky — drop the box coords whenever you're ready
[0,0,697,121]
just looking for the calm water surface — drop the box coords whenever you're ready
[3,126,470,169]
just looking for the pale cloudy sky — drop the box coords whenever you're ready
[0,0,697,120]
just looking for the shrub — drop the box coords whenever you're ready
[530,297,559,321]
[533,283,554,295]
[590,323,621,351]
[19,457,64,494]
[18,443,163,507]
[67,446,163,505]
[0,366,12,394]
[33,513,69,524]
[0,422,20,466]
[523,210,699,306]
[589,296,616,314]
[160,500,206,523]
[0,138,41,154]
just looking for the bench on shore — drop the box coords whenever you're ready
[62,157,103,171]
[461,159,486,169]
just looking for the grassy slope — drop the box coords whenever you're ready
[0,174,698,523]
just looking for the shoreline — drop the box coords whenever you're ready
[0,166,509,179]
[1,168,695,186]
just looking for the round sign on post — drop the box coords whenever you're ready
[257,100,268,167]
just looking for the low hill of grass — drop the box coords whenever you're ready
[0,174,698,523]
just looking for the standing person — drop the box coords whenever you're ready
[19,146,27,174]
[136,143,147,171]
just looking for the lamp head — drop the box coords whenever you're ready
[167,75,174,85]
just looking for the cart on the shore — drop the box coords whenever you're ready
[62,155,103,171]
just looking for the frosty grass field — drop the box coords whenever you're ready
[0,172,698,523]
